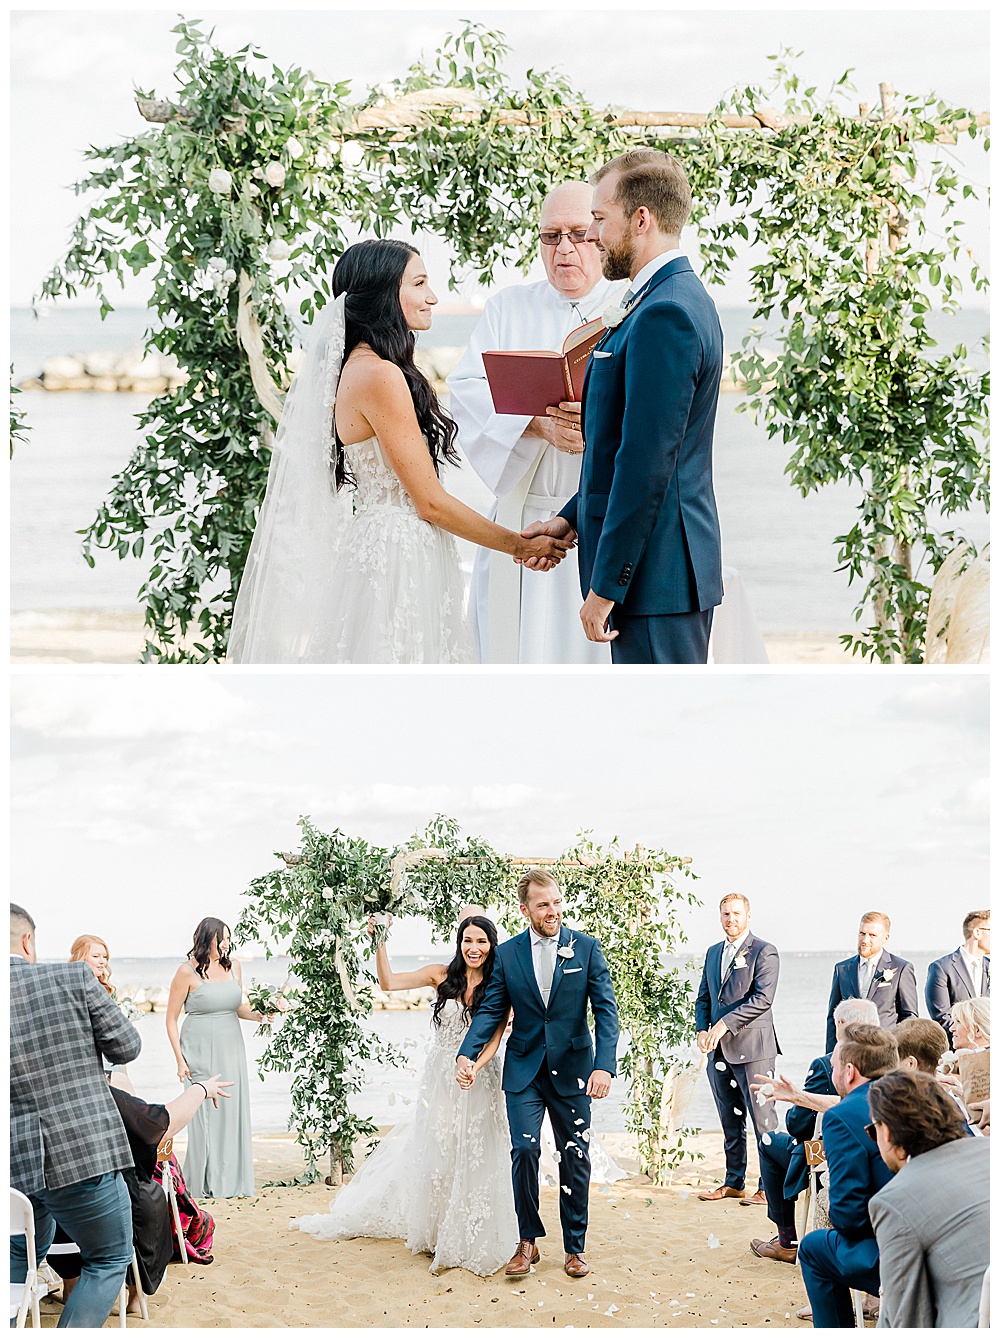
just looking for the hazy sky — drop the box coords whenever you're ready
[10,4,990,307]
[11,669,988,960]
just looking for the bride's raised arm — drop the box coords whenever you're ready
[367,915,447,993]
[343,357,573,569]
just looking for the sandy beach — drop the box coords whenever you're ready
[10,611,855,666]
[32,1129,819,1329]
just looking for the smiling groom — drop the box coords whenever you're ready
[457,869,619,1279]
[523,149,724,663]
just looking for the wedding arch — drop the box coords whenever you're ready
[39,19,989,661]
[233,815,701,1187]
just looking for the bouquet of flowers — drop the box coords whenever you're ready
[246,980,285,1035]
[115,992,143,1023]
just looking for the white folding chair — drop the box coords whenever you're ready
[157,1142,186,1261]
[9,1187,41,1329]
[44,1239,147,1327]
[851,1289,866,1327]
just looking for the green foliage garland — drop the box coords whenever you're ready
[38,23,987,661]
[234,815,701,1186]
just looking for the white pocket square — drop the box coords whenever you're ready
[592,350,612,359]
[563,967,583,973]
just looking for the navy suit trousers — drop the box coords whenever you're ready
[758,1131,798,1234]
[798,1228,880,1327]
[609,607,714,665]
[505,1066,592,1253]
[706,1049,778,1189]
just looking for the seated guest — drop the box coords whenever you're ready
[748,998,878,1266]
[825,912,918,1050]
[949,996,990,1051]
[796,1024,898,1328]
[891,1017,949,1074]
[925,910,990,1044]
[9,903,141,1329]
[47,1076,229,1313]
[867,1069,989,1328]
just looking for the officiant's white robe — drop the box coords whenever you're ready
[447,277,626,664]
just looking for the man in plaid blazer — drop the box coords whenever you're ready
[10,903,142,1328]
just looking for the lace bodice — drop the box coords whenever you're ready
[428,998,473,1051]
[344,435,417,514]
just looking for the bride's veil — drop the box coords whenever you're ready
[227,294,352,663]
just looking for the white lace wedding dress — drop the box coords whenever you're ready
[303,435,474,664]
[289,1000,625,1276]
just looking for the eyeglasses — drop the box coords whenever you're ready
[864,1122,880,1143]
[538,229,593,247]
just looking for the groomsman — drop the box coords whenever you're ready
[695,894,780,1205]
[825,912,918,1051]
[925,910,990,1044]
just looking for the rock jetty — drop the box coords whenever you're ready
[19,347,188,393]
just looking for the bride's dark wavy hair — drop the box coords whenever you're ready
[432,915,499,1027]
[331,238,460,490]
[189,917,232,980]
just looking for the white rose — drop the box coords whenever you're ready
[247,183,261,198]
[222,269,237,285]
[207,257,227,273]
[602,303,626,330]
[264,160,286,188]
[207,168,233,196]
[267,238,291,262]
[340,140,366,169]
[285,137,304,160]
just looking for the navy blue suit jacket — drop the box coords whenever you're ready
[784,1051,836,1201]
[820,1082,893,1241]
[825,951,919,1051]
[560,256,724,614]
[925,948,990,1043]
[457,926,619,1097]
[694,933,781,1065]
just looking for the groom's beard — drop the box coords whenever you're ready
[600,236,635,282]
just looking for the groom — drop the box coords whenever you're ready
[456,869,619,1278]
[523,148,724,663]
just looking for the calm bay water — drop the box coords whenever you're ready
[11,305,988,635]
[61,949,944,1137]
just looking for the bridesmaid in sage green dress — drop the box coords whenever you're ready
[166,918,274,1199]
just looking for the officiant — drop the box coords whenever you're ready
[447,182,626,663]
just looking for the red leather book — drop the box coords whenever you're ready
[482,317,606,416]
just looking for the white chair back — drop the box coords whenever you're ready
[9,1187,41,1328]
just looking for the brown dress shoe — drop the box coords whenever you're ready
[564,1253,590,1278]
[750,1235,798,1264]
[697,1185,745,1201]
[739,1189,768,1206]
[505,1240,540,1276]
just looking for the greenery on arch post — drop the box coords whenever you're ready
[234,814,702,1186]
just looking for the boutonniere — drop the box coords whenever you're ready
[601,303,626,330]
[876,967,896,982]
[734,954,748,970]
[557,936,577,960]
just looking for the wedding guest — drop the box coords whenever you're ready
[45,1075,230,1313]
[925,910,990,1044]
[748,997,879,1266]
[695,894,779,1206]
[949,995,990,1051]
[9,903,141,1329]
[867,1069,989,1327]
[447,181,626,664]
[69,933,134,1089]
[166,918,272,1199]
[796,1023,898,1328]
[825,912,918,1050]
[891,1017,949,1074]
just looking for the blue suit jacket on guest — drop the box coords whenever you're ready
[457,926,619,1097]
[694,933,781,1065]
[560,256,724,614]
[825,951,919,1051]
[820,1082,893,1242]
[784,1051,836,1201]
[925,948,990,1043]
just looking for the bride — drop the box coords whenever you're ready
[290,910,624,1276]
[228,240,571,663]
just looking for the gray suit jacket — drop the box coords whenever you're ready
[10,958,142,1194]
[869,1136,989,1328]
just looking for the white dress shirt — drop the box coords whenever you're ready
[529,927,559,1005]
[960,946,985,997]
[720,929,751,987]
[858,949,884,997]
[626,247,685,302]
